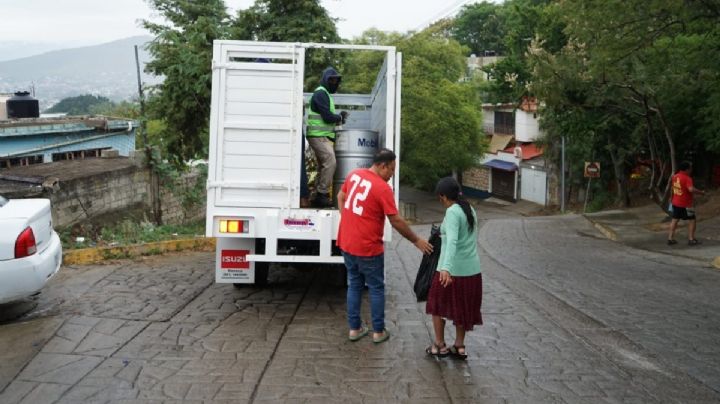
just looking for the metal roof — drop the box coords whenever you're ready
[484,159,518,172]
[0,117,137,138]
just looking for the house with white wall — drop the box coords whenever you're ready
[462,97,550,205]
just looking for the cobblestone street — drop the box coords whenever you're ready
[1,218,719,403]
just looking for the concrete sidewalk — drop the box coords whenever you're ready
[585,204,720,269]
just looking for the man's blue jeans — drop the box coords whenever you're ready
[343,252,385,333]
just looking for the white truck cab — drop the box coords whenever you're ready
[206,40,402,285]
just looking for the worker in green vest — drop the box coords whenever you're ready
[307,67,348,208]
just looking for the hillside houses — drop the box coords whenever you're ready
[462,96,559,206]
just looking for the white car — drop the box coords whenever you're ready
[0,195,62,304]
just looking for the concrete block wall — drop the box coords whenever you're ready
[463,166,491,191]
[52,166,150,228]
[159,171,206,225]
[48,166,205,228]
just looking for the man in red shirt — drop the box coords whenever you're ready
[668,161,706,245]
[337,148,433,343]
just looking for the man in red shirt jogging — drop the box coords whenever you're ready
[337,148,433,343]
[668,161,706,245]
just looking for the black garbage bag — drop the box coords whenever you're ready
[414,225,442,302]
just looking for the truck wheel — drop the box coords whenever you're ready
[232,262,269,288]
[334,264,347,287]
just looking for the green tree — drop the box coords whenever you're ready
[89,100,165,149]
[531,0,720,207]
[398,32,484,189]
[142,0,229,165]
[341,28,404,94]
[343,28,485,189]
[466,0,564,103]
[230,0,342,91]
[89,100,139,118]
[46,94,113,115]
[452,1,507,56]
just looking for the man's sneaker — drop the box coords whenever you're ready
[688,239,701,246]
[667,239,678,245]
[312,193,333,208]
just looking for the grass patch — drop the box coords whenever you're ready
[60,220,205,250]
[585,191,615,213]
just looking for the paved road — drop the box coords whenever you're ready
[0,215,718,403]
[479,215,720,397]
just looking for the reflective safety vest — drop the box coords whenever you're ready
[307,86,337,140]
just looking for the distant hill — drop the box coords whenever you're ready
[0,36,160,110]
[46,94,113,115]
[0,40,94,62]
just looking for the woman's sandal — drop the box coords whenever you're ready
[348,325,369,342]
[372,329,390,344]
[425,342,449,357]
[449,345,468,360]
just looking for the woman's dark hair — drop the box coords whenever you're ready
[435,176,475,231]
[678,161,692,172]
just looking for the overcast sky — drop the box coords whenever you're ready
[0,0,474,45]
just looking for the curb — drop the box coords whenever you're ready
[585,216,720,269]
[63,238,216,265]
[584,216,619,242]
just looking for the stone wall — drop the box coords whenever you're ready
[52,166,151,228]
[544,161,562,207]
[462,166,491,191]
[0,157,207,229]
[158,171,206,225]
[53,166,207,228]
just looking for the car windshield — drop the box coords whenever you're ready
[0,195,6,207]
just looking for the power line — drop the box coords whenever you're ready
[412,0,474,32]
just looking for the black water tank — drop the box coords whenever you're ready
[7,91,40,118]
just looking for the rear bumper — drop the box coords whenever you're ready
[0,231,62,304]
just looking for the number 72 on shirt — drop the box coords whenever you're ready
[344,173,372,216]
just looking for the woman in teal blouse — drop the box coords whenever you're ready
[425,177,483,360]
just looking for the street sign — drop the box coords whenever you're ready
[584,162,600,178]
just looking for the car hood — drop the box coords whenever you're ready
[0,199,54,260]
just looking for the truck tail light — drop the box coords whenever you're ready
[15,227,37,259]
[219,219,249,234]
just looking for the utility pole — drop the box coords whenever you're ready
[583,177,592,214]
[135,44,161,225]
[561,136,566,213]
[134,45,148,151]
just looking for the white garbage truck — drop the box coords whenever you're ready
[205,40,402,285]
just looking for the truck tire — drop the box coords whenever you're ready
[253,238,269,287]
[233,238,270,288]
[232,261,269,288]
[334,263,347,287]
[254,261,269,287]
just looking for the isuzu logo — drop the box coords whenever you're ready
[221,250,250,269]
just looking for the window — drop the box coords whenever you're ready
[51,148,109,162]
[494,111,515,135]
[0,155,43,169]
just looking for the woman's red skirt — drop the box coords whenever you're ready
[425,272,483,331]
